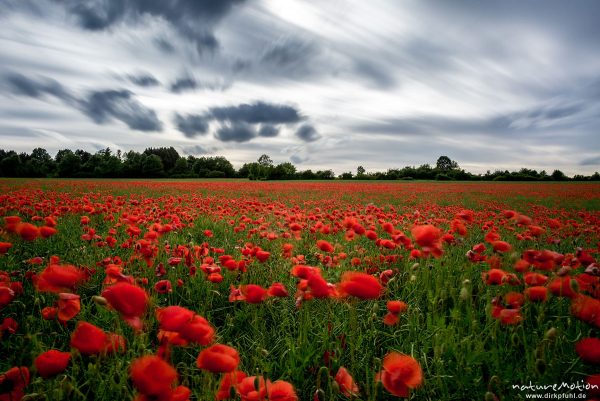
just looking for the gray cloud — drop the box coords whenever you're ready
[153,37,175,53]
[49,0,246,54]
[182,144,212,155]
[80,90,163,131]
[174,113,209,137]
[295,124,320,142]
[259,38,318,76]
[580,156,600,166]
[3,73,74,102]
[258,124,279,137]
[209,101,302,124]
[214,123,256,142]
[128,74,160,87]
[353,59,397,89]
[2,74,163,132]
[170,77,198,93]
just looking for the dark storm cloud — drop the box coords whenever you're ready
[170,77,198,93]
[214,123,256,142]
[173,113,210,138]
[128,74,160,87]
[258,124,279,138]
[50,0,246,54]
[80,90,162,131]
[209,101,302,124]
[295,124,320,142]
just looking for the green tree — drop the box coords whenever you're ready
[57,150,81,177]
[141,154,165,177]
[436,156,459,172]
[551,169,567,181]
[171,157,191,177]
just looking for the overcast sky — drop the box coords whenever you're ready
[1,0,599,175]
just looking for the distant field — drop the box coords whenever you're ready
[1,179,599,400]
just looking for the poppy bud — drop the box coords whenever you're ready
[459,286,469,301]
[411,263,419,270]
[410,275,417,282]
[318,366,329,386]
[511,333,520,346]
[484,392,499,401]
[544,327,557,341]
[331,380,340,394]
[313,389,325,401]
[261,348,269,356]
[92,295,108,306]
[569,279,579,294]
[254,376,261,392]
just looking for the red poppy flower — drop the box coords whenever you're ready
[157,306,195,332]
[57,293,81,323]
[387,300,408,315]
[335,367,359,397]
[130,355,178,400]
[34,350,71,378]
[39,226,58,238]
[197,344,240,373]
[0,366,29,401]
[101,282,149,318]
[217,371,247,400]
[177,314,215,345]
[571,295,600,327]
[36,264,87,293]
[243,284,268,304]
[0,317,17,337]
[411,225,441,247]
[70,321,107,355]
[575,338,600,364]
[237,376,269,401]
[383,312,400,326]
[0,242,12,255]
[16,222,39,241]
[267,380,298,401]
[378,352,423,397]
[338,271,382,300]
[525,286,548,302]
[491,241,511,253]
[255,251,271,262]
[267,282,289,297]
[154,280,173,294]
[307,273,333,298]
[316,240,334,253]
[0,286,15,309]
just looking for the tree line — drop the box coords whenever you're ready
[0,147,598,181]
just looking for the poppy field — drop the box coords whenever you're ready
[1,179,599,401]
